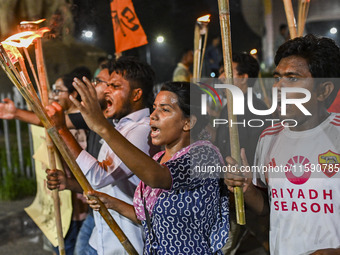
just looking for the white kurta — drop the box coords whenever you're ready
[77,108,157,254]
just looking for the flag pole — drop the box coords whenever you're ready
[217,0,245,225]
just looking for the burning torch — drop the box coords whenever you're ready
[0,25,138,255]
[193,14,210,79]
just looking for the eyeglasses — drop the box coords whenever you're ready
[52,89,69,95]
[91,78,109,86]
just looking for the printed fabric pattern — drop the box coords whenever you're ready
[134,140,229,254]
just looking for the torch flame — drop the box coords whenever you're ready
[1,44,23,64]
[197,14,211,23]
[20,19,46,25]
[2,28,50,48]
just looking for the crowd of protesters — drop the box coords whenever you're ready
[1,33,340,255]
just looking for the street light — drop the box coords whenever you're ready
[330,27,337,35]
[156,35,164,43]
[82,30,93,39]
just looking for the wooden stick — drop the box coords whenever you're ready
[297,0,303,37]
[297,0,310,37]
[34,38,66,255]
[193,24,201,79]
[199,29,209,78]
[283,0,297,39]
[0,44,138,255]
[35,38,50,103]
[304,1,310,34]
[23,48,42,106]
[193,18,209,79]
[217,0,245,225]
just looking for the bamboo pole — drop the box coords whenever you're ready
[297,0,310,37]
[200,28,209,78]
[35,38,50,103]
[23,48,41,96]
[34,38,65,255]
[193,24,201,79]
[0,44,138,255]
[297,0,303,37]
[217,0,245,225]
[283,0,297,39]
[193,15,210,79]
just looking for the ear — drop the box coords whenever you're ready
[132,88,143,102]
[239,73,249,85]
[183,115,197,132]
[317,81,334,102]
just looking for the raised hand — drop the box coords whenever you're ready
[0,98,16,119]
[46,102,66,130]
[70,77,107,134]
[46,169,67,191]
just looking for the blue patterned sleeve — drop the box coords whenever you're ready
[164,144,223,190]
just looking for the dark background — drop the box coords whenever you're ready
[71,0,261,83]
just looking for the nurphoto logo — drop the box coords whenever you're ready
[197,79,312,128]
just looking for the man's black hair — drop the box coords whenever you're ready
[97,56,107,65]
[275,34,340,107]
[107,56,155,109]
[232,52,260,87]
[179,48,192,61]
[279,24,288,32]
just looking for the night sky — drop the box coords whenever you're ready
[72,0,261,82]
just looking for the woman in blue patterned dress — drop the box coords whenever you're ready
[83,81,229,254]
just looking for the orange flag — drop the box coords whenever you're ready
[110,0,148,53]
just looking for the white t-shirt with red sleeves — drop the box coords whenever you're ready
[253,113,340,255]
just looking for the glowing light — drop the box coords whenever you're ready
[82,30,93,38]
[210,72,216,78]
[250,49,258,55]
[156,36,164,43]
[330,27,337,34]
[197,14,211,23]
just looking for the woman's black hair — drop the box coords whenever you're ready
[160,81,209,140]
[62,66,92,101]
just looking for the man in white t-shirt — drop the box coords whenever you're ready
[225,34,340,255]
